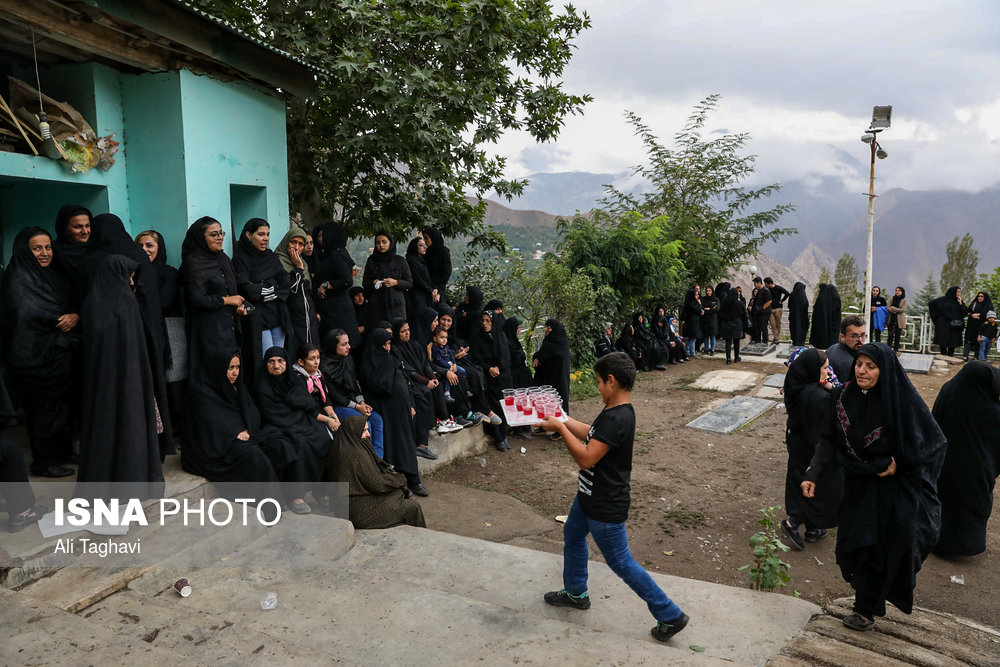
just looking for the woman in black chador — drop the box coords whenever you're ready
[233,218,291,373]
[809,283,842,350]
[787,282,809,347]
[392,318,449,456]
[533,319,572,411]
[802,342,945,631]
[503,316,533,389]
[962,291,993,361]
[361,328,427,496]
[469,311,513,452]
[2,227,80,477]
[179,217,247,374]
[313,221,359,346]
[779,348,842,550]
[701,286,720,355]
[630,312,662,371]
[716,282,744,365]
[88,213,174,453]
[184,350,287,505]
[931,361,1000,557]
[928,286,965,357]
[77,255,164,496]
[456,285,485,343]
[405,236,436,319]
[256,346,336,513]
[274,226,320,352]
[362,231,412,329]
[421,227,452,305]
[682,288,703,357]
[51,203,91,303]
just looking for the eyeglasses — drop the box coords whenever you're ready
[206,230,226,239]
[846,333,866,341]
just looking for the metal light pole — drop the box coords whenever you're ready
[861,106,891,330]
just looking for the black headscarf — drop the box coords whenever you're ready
[631,312,653,342]
[259,346,295,400]
[970,291,994,316]
[321,329,359,403]
[485,298,503,312]
[52,204,92,283]
[469,311,510,370]
[179,216,238,295]
[361,328,397,391]
[616,323,637,358]
[421,227,452,291]
[784,348,826,417]
[234,218,284,283]
[809,283,842,349]
[414,307,439,349]
[2,227,76,369]
[890,286,906,309]
[370,231,397,273]
[931,361,1000,556]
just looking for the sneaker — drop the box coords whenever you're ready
[454,416,473,428]
[804,528,828,542]
[780,519,804,551]
[842,612,874,631]
[441,419,463,433]
[444,391,454,404]
[543,589,590,610]
[291,499,312,514]
[651,613,689,642]
[415,446,439,460]
[467,412,485,426]
[488,413,503,425]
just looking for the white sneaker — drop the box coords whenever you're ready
[437,420,463,434]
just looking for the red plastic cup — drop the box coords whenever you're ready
[505,396,514,406]
[536,404,547,419]
[523,404,533,416]
[554,406,563,418]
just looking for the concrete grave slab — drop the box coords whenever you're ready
[756,387,783,400]
[740,342,777,356]
[690,370,762,393]
[776,344,810,359]
[686,395,778,434]
[763,373,786,388]
[899,352,933,375]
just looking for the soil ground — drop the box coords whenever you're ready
[424,355,1000,629]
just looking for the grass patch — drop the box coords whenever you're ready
[662,506,708,530]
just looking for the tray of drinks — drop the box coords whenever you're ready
[501,386,567,427]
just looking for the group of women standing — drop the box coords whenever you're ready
[781,340,1000,632]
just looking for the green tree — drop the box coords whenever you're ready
[834,253,861,311]
[190,0,591,240]
[814,266,832,301]
[556,210,686,317]
[598,96,796,288]
[939,233,979,294]
[912,271,939,317]
[974,267,1000,306]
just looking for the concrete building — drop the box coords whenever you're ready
[0,0,314,262]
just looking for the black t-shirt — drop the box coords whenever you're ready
[577,404,634,523]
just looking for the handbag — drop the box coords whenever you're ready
[950,318,964,329]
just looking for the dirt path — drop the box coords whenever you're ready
[425,356,1000,628]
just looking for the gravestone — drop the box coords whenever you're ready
[776,344,810,359]
[741,342,777,356]
[690,370,761,393]
[763,373,786,388]
[686,395,777,434]
[898,352,933,375]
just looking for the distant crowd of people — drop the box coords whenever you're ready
[0,206,574,531]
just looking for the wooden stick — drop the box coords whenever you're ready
[0,92,36,155]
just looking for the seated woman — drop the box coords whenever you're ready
[631,312,664,370]
[650,307,673,369]
[320,330,385,458]
[532,319,572,412]
[615,322,641,368]
[335,415,426,529]
[469,310,513,452]
[256,347,338,513]
[667,316,689,364]
[361,328,428,497]
[184,351,291,517]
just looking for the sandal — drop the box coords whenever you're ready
[779,519,804,551]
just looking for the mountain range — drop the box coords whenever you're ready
[490,171,997,295]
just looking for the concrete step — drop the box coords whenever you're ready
[419,422,491,474]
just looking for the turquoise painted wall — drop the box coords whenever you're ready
[1,63,291,265]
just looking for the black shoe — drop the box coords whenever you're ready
[8,504,47,533]
[780,519,804,551]
[512,428,532,440]
[651,613,689,642]
[725,359,731,365]
[30,464,75,478]
[415,446,439,460]
[734,357,742,363]
[408,483,429,497]
[804,528,827,542]
[842,612,874,631]
[543,589,591,610]
[654,363,668,370]
[496,439,511,452]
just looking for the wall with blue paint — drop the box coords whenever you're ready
[1,63,290,265]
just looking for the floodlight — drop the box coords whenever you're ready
[876,147,888,159]
[870,105,892,130]
[861,133,875,144]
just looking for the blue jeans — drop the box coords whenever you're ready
[334,406,384,458]
[684,338,696,357]
[261,327,285,354]
[705,335,716,353]
[562,497,683,622]
[979,339,991,361]
[445,365,467,393]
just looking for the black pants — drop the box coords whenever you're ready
[754,313,770,343]
[872,329,882,342]
[0,437,36,515]
[725,338,741,361]
[886,321,901,351]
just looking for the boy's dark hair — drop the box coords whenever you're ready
[296,343,321,362]
[432,327,448,338]
[839,314,866,335]
[594,352,636,391]
[764,277,774,285]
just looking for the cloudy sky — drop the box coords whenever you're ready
[493,0,1000,194]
